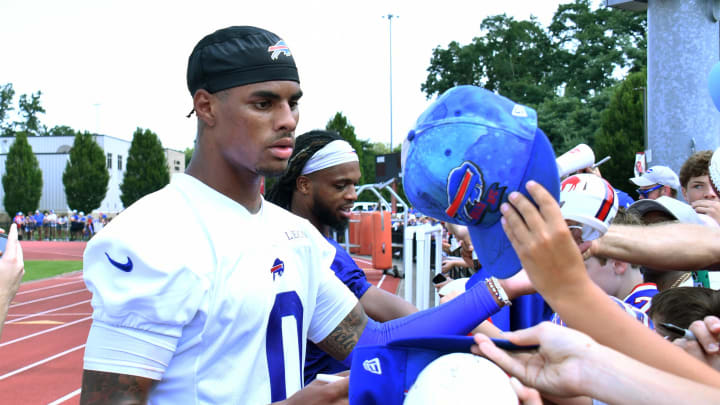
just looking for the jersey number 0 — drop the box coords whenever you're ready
[266,291,304,402]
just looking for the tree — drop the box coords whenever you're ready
[536,88,611,153]
[47,125,77,137]
[0,83,15,136]
[549,0,647,99]
[422,0,647,104]
[593,70,646,194]
[120,127,170,207]
[62,131,110,213]
[17,91,45,136]
[2,132,42,216]
[184,147,194,167]
[326,112,373,185]
[423,14,559,106]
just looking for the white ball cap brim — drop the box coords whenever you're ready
[404,353,518,405]
[710,147,720,196]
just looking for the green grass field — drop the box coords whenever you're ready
[23,260,82,282]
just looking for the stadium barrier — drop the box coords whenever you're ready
[403,223,443,310]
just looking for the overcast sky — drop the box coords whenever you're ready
[1,0,568,151]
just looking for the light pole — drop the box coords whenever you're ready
[383,14,397,150]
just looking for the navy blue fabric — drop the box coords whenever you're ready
[341,278,500,368]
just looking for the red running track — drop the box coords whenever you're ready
[0,243,400,404]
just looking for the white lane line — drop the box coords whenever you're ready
[8,312,92,318]
[6,300,92,324]
[0,344,85,381]
[47,388,81,405]
[10,289,88,308]
[377,274,386,289]
[0,316,92,348]
[16,280,85,296]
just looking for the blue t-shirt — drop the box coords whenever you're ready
[303,238,372,385]
[615,188,635,209]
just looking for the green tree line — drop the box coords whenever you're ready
[0,84,169,215]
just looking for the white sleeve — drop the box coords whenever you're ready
[83,235,208,338]
[83,320,177,380]
[306,233,358,343]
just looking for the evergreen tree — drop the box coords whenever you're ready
[62,131,110,213]
[326,112,373,185]
[2,132,42,215]
[120,127,170,207]
[594,70,646,194]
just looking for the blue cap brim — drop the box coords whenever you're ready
[467,128,559,280]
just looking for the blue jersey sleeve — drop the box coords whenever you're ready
[325,237,372,299]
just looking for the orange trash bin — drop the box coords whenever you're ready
[348,212,362,254]
[358,212,374,255]
[371,210,392,270]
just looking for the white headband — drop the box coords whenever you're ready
[301,140,359,175]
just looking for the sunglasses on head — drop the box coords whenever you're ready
[636,184,663,198]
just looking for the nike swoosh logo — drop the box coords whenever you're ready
[105,253,133,272]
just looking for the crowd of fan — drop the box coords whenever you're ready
[10,210,109,241]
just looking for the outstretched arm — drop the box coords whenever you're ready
[317,277,506,364]
[0,224,24,338]
[501,180,720,388]
[586,222,720,271]
[360,285,418,322]
[474,323,720,405]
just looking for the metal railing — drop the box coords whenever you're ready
[403,223,443,310]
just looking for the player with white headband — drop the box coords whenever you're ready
[267,130,534,384]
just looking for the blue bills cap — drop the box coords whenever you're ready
[401,85,559,280]
[349,335,531,405]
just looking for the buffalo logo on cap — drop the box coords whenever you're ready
[268,40,291,60]
[445,161,506,225]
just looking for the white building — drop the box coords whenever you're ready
[0,135,184,215]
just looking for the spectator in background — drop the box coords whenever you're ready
[677,150,720,287]
[70,210,83,241]
[648,288,720,372]
[12,212,23,241]
[57,214,68,241]
[629,165,680,200]
[33,210,44,240]
[680,150,719,218]
[580,209,658,315]
[41,211,50,240]
[47,210,57,241]
[628,196,704,290]
[648,287,720,340]
[85,214,94,239]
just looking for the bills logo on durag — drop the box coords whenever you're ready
[445,161,506,224]
[270,258,285,280]
[267,40,291,60]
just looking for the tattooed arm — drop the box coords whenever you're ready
[80,370,155,405]
[316,302,368,361]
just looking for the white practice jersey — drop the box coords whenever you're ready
[83,173,357,404]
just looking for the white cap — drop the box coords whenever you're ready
[560,174,619,241]
[627,196,703,224]
[629,166,680,190]
[710,147,720,195]
[404,353,517,405]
